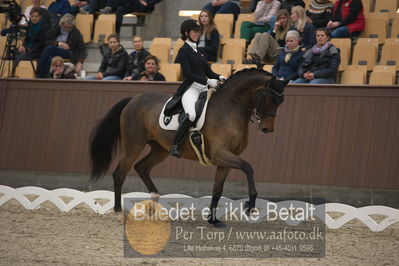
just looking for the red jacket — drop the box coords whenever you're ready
[333,0,365,33]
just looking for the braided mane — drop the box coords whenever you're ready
[217,68,273,91]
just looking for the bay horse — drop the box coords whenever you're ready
[89,68,288,225]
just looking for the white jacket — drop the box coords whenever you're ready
[254,0,281,23]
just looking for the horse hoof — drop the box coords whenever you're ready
[244,201,255,216]
[207,217,226,228]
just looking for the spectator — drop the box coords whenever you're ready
[197,10,220,62]
[48,0,71,16]
[86,33,128,80]
[203,0,241,16]
[272,30,304,80]
[240,0,281,43]
[20,0,47,26]
[247,9,293,64]
[327,0,365,38]
[102,0,163,34]
[131,55,165,81]
[70,0,90,15]
[280,0,305,13]
[49,56,76,79]
[306,0,334,29]
[290,5,316,50]
[124,36,150,80]
[293,28,340,84]
[37,14,86,78]
[13,7,51,70]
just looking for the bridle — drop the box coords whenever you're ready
[216,78,284,126]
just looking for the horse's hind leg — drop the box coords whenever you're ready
[134,141,169,196]
[113,143,145,212]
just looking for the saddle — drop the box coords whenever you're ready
[159,89,215,131]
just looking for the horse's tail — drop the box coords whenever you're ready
[89,97,132,182]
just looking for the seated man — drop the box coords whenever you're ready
[13,7,51,70]
[37,14,86,78]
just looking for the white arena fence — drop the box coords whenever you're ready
[0,185,398,232]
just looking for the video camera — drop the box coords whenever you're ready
[0,0,23,25]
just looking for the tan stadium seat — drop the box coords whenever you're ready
[76,14,94,44]
[211,63,232,78]
[159,63,181,81]
[172,38,184,63]
[372,65,396,84]
[352,41,378,70]
[221,44,244,65]
[215,19,232,40]
[362,0,371,16]
[362,16,387,44]
[340,70,365,84]
[152,37,172,51]
[374,0,398,19]
[149,43,169,63]
[345,65,368,83]
[369,71,395,85]
[330,38,351,71]
[223,38,246,54]
[263,64,273,73]
[0,60,13,77]
[380,39,399,70]
[15,60,37,78]
[234,13,254,39]
[215,14,234,25]
[234,64,257,72]
[391,17,399,38]
[93,20,114,43]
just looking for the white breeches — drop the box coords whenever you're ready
[182,82,208,121]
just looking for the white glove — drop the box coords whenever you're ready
[219,75,227,81]
[207,78,219,88]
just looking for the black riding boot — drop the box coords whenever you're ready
[170,114,192,158]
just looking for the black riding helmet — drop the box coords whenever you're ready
[180,19,202,41]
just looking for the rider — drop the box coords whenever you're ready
[167,19,226,158]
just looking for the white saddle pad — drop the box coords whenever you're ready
[159,93,212,131]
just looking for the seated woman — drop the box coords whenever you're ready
[203,0,241,16]
[37,14,86,78]
[197,9,220,62]
[86,33,128,80]
[327,0,365,38]
[290,5,316,51]
[306,0,334,28]
[292,28,340,84]
[240,0,281,43]
[131,55,165,81]
[272,30,304,80]
[247,9,293,64]
[124,36,150,80]
[49,56,76,79]
[13,7,51,70]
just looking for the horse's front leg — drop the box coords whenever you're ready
[208,167,230,226]
[213,150,258,217]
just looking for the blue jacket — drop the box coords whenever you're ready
[48,0,71,15]
[272,48,304,80]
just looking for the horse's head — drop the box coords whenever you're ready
[253,76,288,133]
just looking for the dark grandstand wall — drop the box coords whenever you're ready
[1,79,399,189]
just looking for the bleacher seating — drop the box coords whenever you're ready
[362,15,388,44]
[215,19,232,40]
[171,38,184,63]
[234,14,254,39]
[211,63,232,78]
[369,71,395,85]
[352,38,378,70]
[374,0,398,19]
[76,14,94,44]
[330,38,351,71]
[149,43,169,63]
[93,15,116,43]
[380,38,399,70]
[263,65,273,73]
[158,63,181,81]
[15,60,36,78]
[341,70,365,85]
[152,37,172,51]
[234,64,257,72]
[221,44,244,65]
